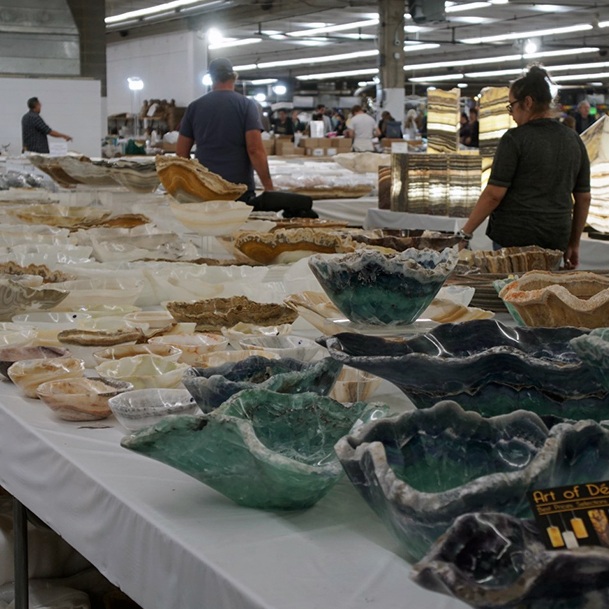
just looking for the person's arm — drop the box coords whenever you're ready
[461,184,508,236]
[245,129,274,191]
[176,134,194,158]
[564,191,591,269]
[48,130,72,142]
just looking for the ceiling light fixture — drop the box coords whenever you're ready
[409,73,465,82]
[460,23,592,44]
[524,47,599,59]
[127,77,144,91]
[296,68,379,81]
[286,18,379,37]
[598,21,609,28]
[249,78,277,85]
[272,85,287,95]
[208,37,261,49]
[405,53,520,71]
[523,39,537,54]
[445,2,491,13]
[554,72,609,82]
[234,49,379,71]
[404,43,441,52]
[105,0,221,24]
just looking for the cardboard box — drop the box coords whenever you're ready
[332,137,353,149]
[299,137,331,149]
[262,139,275,155]
[275,141,299,155]
[162,142,177,152]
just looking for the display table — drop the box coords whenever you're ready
[314,196,377,226]
[0,374,467,609]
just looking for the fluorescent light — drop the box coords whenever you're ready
[234,49,378,71]
[404,43,441,52]
[202,74,212,86]
[269,34,288,40]
[524,39,537,54]
[409,73,464,82]
[127,77,144,91]
[250,78,277,85]
[296,68,379,81]
[287,18,379,37]
[273,85,287,95]
[460,23,592,44]
[206,27,223,44]
[254,93,267,102]
[524,47,599,59]
[554,72,609,82]
[405,53,520,71]
[465,68,523,77]
[446,2,491,13]
[106,0,216,24]
[530,4,572,12]
[465,62,609,78]
[598,21,609,28]
[458,83,468,88]
[208,38,261,49]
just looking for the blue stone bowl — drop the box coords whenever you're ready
[122,387,386,510]
[307,247,458,326]
[570,328,609,391]
[319,319,609,420]
[335,400,609,563]
[412,512,609,609]
[182,355,343,413]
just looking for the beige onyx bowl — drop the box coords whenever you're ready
[36,377,133,421]
[168,199,252,237]
[95,354,191,390]
[194,349,281,368]
[8,357,85,399]
[123,310,176,331]
[329,366,382,403]
[148,333,228,365]
[0,345,69,380]
[92,343,183,367]
[499,271,609,329]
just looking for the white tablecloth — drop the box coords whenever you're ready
[313,196,376,226]
[0,378,468,609]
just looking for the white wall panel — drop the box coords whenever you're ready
[107,31,199,117]
[0,77,102,158]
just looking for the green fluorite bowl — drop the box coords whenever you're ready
[122,388,386,510]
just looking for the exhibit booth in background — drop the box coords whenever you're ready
[0,76,103,159]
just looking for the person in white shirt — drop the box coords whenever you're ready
[345,105,379,152]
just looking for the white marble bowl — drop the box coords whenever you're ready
[92,343,183,366]
[148,333,229,365]
[329,366,383,402]
[168,199,252,236]
[36,377,133,421]
[238,335,324,362]
[221,322,293,350]
[95,354,191,390]
[8,357,86,398]
[0,323,37,349]
[108,387,198,432]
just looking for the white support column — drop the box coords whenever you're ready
[186,30,209,101]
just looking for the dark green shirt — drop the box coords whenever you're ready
[487,118,590,251]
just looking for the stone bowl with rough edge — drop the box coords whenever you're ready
[319,319,608,420]
[148,333,229,365]
[121,387,386,510]
[412,512,609,609]
[36,377,133,422]
[238,335,324,363]
[108,388,198,432]
[570,327,609,391]
[182,355,343,413]
[308,247,458,326]
[335,400,609,564]
[0,345,69,380]
[92,343,183,367]
[499,270,609,329]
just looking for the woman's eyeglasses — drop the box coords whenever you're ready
[506,99,521,114]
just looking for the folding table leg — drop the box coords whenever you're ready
[12,497,29,609]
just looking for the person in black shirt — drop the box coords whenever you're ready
[21,97,72,153]
[574,100,596,134]
[464,108,479,147]
[271,109,294,136]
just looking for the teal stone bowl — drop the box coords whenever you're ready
[122,388,386,510]
[307,247,458,326]
[335,400,609,563]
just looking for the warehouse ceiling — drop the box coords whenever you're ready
[104,1,609,91]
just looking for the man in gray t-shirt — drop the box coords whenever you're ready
[177,58,273,200]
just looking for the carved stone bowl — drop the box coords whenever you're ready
[182,355,343,413]
[308,247,458,326]
[319,319,608,420]
[412,512,609,609]
[121,387,384,510]
[336,401,609,563]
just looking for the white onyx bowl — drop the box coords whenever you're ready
[168,199,252,236]
[238,335,324,363]
[123,310,176,330]
[0,323,37,349]
[12,311,93,331]
[47,278,144,312]
[8,243,93,266]
[108,388,198,432]
[92,343,183,366]
[148,333,229,365]
[36,377,133,421]
[95,354,191,390]
[8,357,86,399]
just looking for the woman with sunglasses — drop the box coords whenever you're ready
[459,65,590,269]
